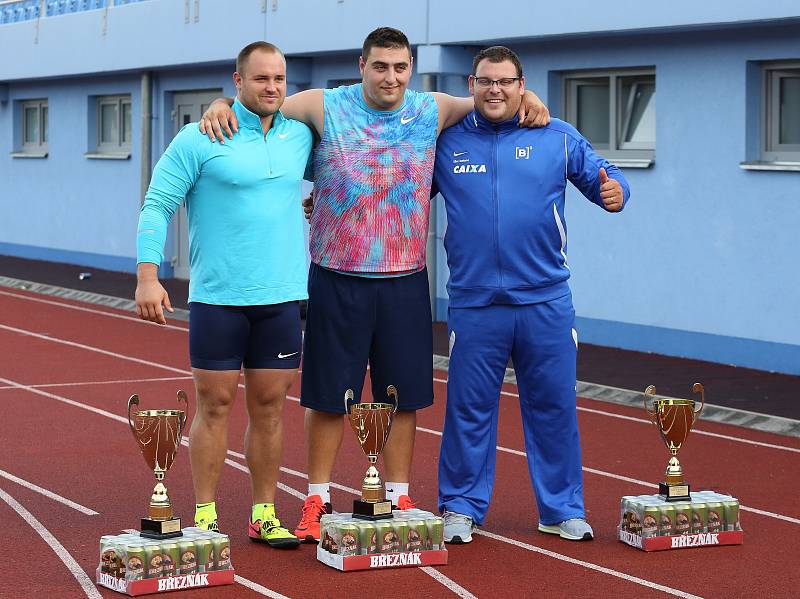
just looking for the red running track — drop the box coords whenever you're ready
[0,287,798,598]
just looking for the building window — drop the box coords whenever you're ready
[96,94,132,155]
[21,99,48,154]
[563,69,655,166]
[764,64,800,163]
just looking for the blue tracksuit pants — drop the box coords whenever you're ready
[437,294,585,526]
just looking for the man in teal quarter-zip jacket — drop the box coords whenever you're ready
[433,46,630,544]
[135,42,312,548]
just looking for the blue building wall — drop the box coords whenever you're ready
[1,74,142,271]
[0,0,798,374]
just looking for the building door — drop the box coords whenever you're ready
[170,89,222,280]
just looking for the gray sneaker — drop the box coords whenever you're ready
[443,511,474,544]
[538,518,594,540]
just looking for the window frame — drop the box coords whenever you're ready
[95,94,133,156]
[763,62,800,163]
[20,98,48,154]
[563,67,656,166]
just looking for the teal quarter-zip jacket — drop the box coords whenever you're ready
[137,98,313,305]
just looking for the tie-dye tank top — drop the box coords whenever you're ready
[310,83,438,274]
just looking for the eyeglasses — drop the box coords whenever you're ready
[471,76,522,89]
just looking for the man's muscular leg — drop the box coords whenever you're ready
[189,369,240,503]
[243,368,295,504]
[383,410,416,483]
[304,408,344,484]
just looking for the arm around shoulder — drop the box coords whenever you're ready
[431,92,472,133]
[281,89,325,136]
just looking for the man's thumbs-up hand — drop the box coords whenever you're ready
[599,167,623,212]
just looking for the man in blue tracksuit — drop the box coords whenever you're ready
[433,46,630,543]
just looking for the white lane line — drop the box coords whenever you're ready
[0,376,131,424]
[576,406,800,454]
[0,289,189,332]
[0,485,103,598]
[0,375,193,391]
[420,567,478,598]
[3,326,798,527]
[475,529,703,599]
[234,575,292,599]
[0,468,98,515]
[0,323,190,374]
[433,376,800,454]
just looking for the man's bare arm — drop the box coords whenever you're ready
[431,91,550,134]
[281,89,325,137]
[199,90,325,143]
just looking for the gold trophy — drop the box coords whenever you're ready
[345,385,398,520]
[128,390,188,539]
[644,383,705,502]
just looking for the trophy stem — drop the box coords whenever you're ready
[149,480,173,520]
[664,455,684,485]
[361,463,385,503]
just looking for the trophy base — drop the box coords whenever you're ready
[140,516,183,539]
[659,482,690,502]
[352,499,393,520]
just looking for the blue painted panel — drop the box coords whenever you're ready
[575,316,800,376]
[0,241,138,273]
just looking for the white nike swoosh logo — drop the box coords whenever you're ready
[277,351,298,359]
[453,151,468,157]
[400,115,417,125]
[277,132,289,139]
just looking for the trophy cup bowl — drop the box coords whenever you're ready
[345,385,398,520]
[644,383,704,502]
[128,390,188,538]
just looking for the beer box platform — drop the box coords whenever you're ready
[317,510,448,572]
[618,491,743,552]
[96,528,234,596]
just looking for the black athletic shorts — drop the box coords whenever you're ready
[300,263,434,414]
[189,301,301,370]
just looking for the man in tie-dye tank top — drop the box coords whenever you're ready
[200,27,550,543]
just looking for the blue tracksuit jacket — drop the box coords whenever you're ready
[433,112,630,307]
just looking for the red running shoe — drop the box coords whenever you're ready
[293,494,332,543]
[396,495,417,510]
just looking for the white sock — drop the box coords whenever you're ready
[385,482,408,503]
[308,483,330,504]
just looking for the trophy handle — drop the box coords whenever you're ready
[343,389,355,414]
[386,385,398,413]
[127,394,140,433]
[176,389,189,439]
[691,382,705,418]
[643,385,657,418]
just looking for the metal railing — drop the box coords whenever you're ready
[0,0,147,24]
